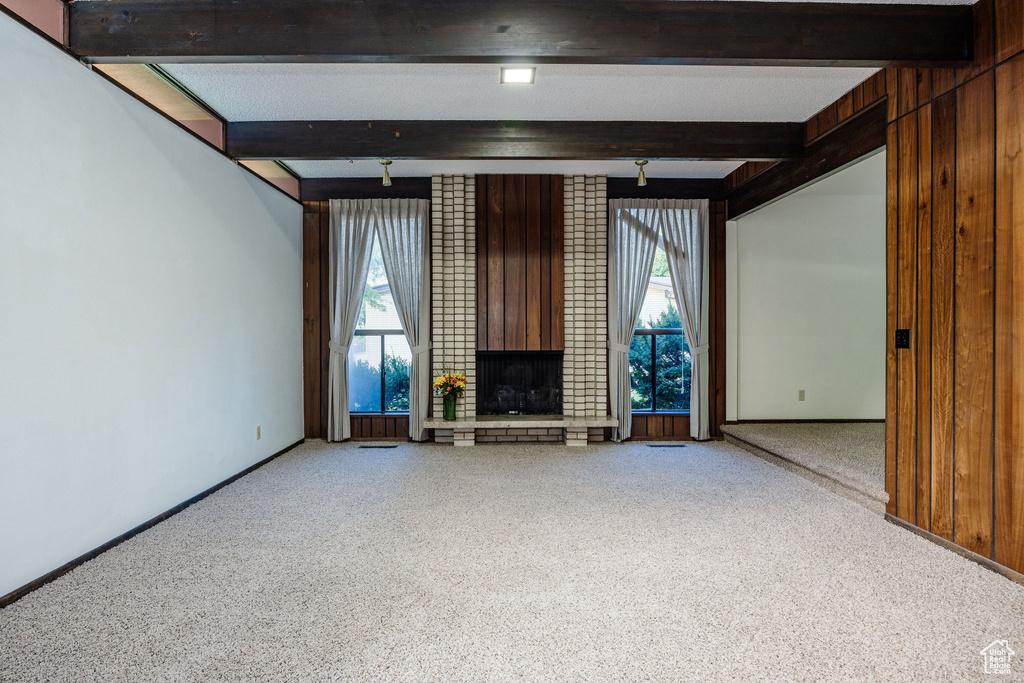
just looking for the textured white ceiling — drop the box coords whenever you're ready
[163,63,879,124]
[287,159,745,179]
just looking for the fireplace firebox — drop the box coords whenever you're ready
[476,351,563,415]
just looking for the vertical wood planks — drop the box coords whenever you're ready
[994,55,1024,574]
[916,104,933,529]
[958,0,995,85]
[996,0,1024,63]
[302,204,322,439]
[953,72,995,556]
[504,175,526,349]
[476,175,489,350]
[930,92,957,541]
[526,175,543,350]
[932,69,957,100]
[486,175,505,349]
[896,112,919,523]
[885,122,900,517]
[476,175,565,351]
[708,202,728,439]
[319,202,331,438]
[540,177,552,350]
[898,68,919,117]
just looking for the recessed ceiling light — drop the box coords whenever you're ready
[500,67,536,84]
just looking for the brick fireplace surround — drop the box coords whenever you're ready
[426,174,612,446]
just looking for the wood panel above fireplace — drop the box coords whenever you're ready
[476,174,564,351]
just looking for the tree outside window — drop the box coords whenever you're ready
[628,247,692,412]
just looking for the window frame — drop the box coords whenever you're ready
[630,327,691,415]
[349,328,410,415]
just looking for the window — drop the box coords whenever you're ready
[629,247,692,412]
[348,238,411,413]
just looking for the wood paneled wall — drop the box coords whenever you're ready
[476,174,565,351]
[303,201,330,439]
[302,200,411,441]
[886,0,1024,574]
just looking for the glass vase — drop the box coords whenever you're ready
[443,392,458,421]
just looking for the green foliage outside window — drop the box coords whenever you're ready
[348,351,411,413]
[629,303,692,411]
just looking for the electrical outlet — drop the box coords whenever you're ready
[256,425,261,440]
[798,390,805,402]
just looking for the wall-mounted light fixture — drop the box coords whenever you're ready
[380,159,392,186]
[635,160,648,187]
[500,67,536,84]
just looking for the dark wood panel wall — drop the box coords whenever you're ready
[885,0,1024,575]
[302,200,411,441]
[476,175,565,351]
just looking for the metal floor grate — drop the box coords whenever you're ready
[646,444,687,448]
[358,444,400,449]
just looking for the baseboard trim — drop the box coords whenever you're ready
[884,514,1024,588]
[723,419,884,425]
[0,438,305,609]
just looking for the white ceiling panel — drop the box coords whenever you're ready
[287,159,745,179]
[162,63,879,123]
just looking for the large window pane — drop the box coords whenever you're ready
[654,334,691,411]
[629,245,693,412]
[383,335,412,412]
[629,334,653,410]
[348,335,382,413]
[358,238,403,329]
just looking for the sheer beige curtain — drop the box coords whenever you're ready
[327,199,375,442]
[607,199,660,442]
[659,199,711,440]
[372,199,431,441]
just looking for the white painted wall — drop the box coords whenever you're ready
[0,15,303,597]
[725,152,886,421]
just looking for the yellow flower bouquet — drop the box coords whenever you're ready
[433,371,466,421]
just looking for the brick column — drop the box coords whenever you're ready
[563,175,608,420]
[431,175,476,443]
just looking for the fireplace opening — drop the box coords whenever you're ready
[476,351,563,415]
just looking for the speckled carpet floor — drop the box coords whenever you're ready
[721,422,885,504]
[1,439,1021,682]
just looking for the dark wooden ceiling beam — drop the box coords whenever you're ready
[607,178,726,201]
[301,177,433,202]
[226,120,805,161]
[68,0,973,67]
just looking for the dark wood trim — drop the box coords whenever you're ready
[0,438,305,610]
[726,99,888,219]
[885,514,1024,587]
[350,415,411,441]
[707,201,727,438]
[607,177,726,201]
[68,0,973,67]
[226,120,805,162]
[627,413,693,441]
[301,177,433,201]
